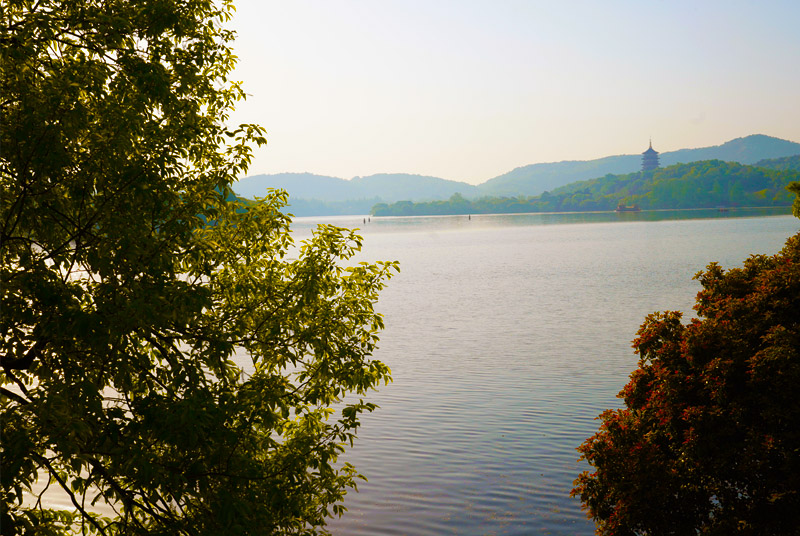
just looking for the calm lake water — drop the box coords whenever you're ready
[291,208,799,536]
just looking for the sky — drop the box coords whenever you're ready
[227,0,800,185]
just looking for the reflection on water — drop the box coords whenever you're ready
[289,206,791,237]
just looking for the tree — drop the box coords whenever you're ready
[572,197,800,535]
[789,182,800,218]
[1,1,397,534]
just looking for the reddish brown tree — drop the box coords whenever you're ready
[573,215,800,535]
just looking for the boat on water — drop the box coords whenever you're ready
[615,204,641,212]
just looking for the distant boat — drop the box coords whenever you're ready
[615,204,641,213]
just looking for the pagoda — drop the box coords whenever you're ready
[641,140,660,171]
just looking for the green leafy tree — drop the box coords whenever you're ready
[1,1,397,534]
[789,182,800,218]
[572,191,800,535]
[372,161,800,217]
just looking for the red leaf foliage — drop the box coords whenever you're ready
[573,232,800,535]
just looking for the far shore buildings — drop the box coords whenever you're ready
[641,141,660,171]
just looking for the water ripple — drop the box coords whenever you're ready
[325,214,798,535]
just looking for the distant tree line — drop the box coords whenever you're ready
[371,158,800,216]
[755,153,800,172]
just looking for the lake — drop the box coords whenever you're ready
[290,208,799,536]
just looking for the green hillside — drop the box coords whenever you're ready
[754,154,800,172]
[372,160,800,216]
[236,136,800,216]
[475,134,800,198]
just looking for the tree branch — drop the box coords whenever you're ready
[36,455,109,536]
[0,386,29,405]
[1,339,45,371]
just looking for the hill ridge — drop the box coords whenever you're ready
[233,135,800,215]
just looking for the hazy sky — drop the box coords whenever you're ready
[228,0,800,185]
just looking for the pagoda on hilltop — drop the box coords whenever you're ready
[641,140,660,171]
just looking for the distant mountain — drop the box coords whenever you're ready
[349,174,478,200]
[477,135,800,197]
[373,159,800,216]
[234,172,477,215]
[475,155,640,197]
[234,173,356,202]
[233,135,800,215]
[662,135,800,167]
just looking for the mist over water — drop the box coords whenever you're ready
[294,210,800,536]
